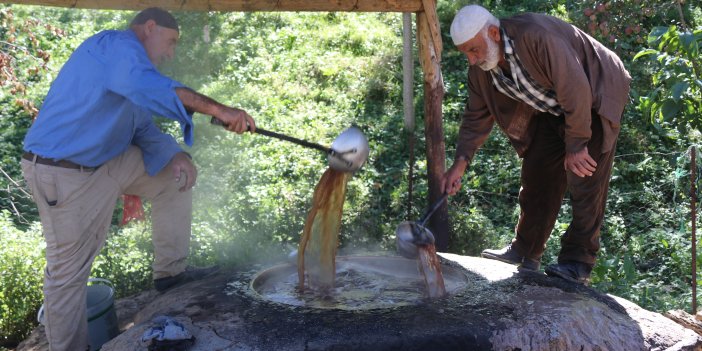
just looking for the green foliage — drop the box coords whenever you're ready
[0,5,56,227]
[593,226,695,311]
[159,11,229,89]
[591,133,694,310]
[568,0,690,54]
[623,20,702,312]
[635,25,702,136]
[1,1,702,347]
[184,11,407,263]
[91,222,155,298]
[0,211,44,347]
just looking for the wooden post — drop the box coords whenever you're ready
[416,0,448,251]
[403,12,415,221]
[691,146,697,314]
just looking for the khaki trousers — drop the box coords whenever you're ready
[511,112,617,266]
[21,146,192,351]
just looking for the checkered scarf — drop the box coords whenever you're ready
[489,30,564,116]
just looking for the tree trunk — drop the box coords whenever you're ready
[416,1,448,251]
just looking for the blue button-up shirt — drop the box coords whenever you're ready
[23,29,193,176]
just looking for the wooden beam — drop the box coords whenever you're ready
[421,0,442,60]
[416,4,448,251]
[10,0,424,12]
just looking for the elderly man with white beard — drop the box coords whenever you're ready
[440,5,631,284]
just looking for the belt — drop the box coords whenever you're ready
[23,152,98,172]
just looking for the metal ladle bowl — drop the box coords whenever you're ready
[396,221,436,259]
[328,126,370,173]
[395,193,448,259]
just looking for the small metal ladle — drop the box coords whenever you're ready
[395,193,448,259]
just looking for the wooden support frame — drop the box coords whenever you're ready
[11,0,423,12]
[416,0,448,250]
[8,0,450,248]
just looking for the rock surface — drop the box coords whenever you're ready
[667,310,702,337]
[16,253,702,351]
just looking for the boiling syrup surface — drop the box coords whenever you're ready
[254,257,467,310]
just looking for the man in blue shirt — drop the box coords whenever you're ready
[21,8,254,351]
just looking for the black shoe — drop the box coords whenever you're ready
[481,245,540,271]
[520,258,541,271]
[154,265,220,293]
[545,261,592,285]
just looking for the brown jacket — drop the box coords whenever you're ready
[455,13,631,164]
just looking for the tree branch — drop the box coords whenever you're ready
[675,0,688,30]
[0,166,32,224]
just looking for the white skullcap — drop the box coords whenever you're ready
[450,5,494,46]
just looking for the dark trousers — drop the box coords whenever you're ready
[511,112,617,266]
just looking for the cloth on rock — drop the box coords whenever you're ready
[142,316,196,351]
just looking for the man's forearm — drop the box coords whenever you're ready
[175,87,224,117]
[453,155,470,172]
[177,87,254,133]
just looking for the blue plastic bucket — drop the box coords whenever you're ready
[86,278,119,350]
[38,278,120,350]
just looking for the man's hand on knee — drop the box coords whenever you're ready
[168,152,197,192]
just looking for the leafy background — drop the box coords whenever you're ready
[0,0,701,347]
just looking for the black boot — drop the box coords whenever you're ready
[154,265,220,293]
[481,245,540,271]
[545,261,592,285]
